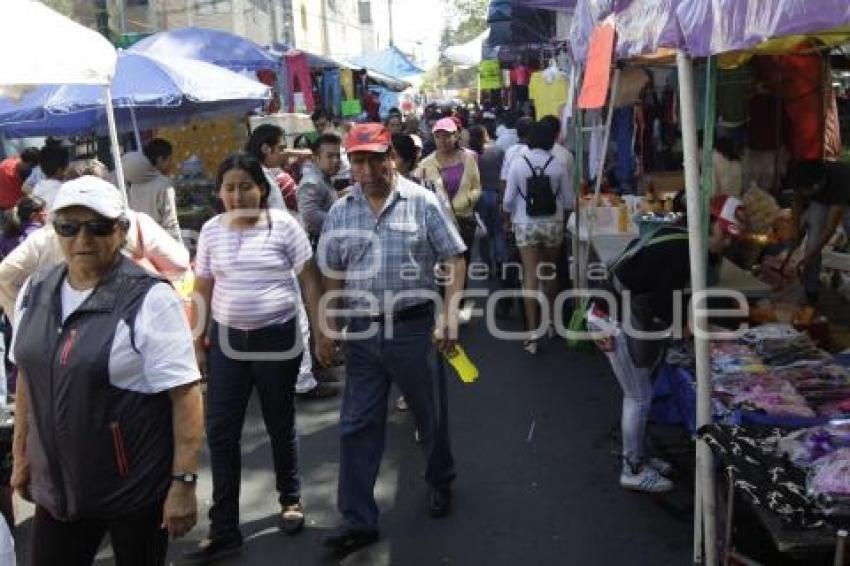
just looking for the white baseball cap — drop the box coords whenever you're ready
[52,175,125,219]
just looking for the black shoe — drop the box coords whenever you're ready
[428,484,452,518]
[321,525,379,555]
[183,534,243,563]
[296,382,338,400]
[281,502,305,535]
[314,367,341,383]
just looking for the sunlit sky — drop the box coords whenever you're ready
[390,0,447,69]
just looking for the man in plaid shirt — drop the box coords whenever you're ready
[316,123,466,555]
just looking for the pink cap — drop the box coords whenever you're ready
[432,117,458,133]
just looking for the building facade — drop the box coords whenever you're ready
[71,0,393,59]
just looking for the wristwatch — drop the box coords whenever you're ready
[171,472,198,484]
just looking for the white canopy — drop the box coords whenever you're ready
[0,1,124,197]
[443,30,489,67]
[0,0,117,86]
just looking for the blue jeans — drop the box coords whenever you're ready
[206,319,303,539]
[338,312,455,529]
[476,188,507,268]
[801,202,850,300]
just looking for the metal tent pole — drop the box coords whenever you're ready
[677,50,717,566]
[105,86,127,203]
[129,106,142,151]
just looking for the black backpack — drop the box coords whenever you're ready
[519,155,559,217]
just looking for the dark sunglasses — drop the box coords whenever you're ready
[53,218,119,237]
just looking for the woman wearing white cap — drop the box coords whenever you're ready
[9,176,204,564]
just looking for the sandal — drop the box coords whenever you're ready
[281,502,305,535]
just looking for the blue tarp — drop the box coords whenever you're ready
[0,52,270,138]
[347,45,424,81]
[129,26,276,71]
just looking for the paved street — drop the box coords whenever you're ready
[14,296,695,566]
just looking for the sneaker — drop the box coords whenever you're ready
[183,534,243,563]
[620,464,674,494]
[646,457,674,477]
[523,340,539,355]
[395,396,409,412]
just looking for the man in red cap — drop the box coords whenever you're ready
[315,123,467,555]
[586,193,744,495]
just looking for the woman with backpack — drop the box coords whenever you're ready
[586,194,744,493]
[503,121,572,355]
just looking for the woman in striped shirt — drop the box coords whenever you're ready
[186,153,324,562]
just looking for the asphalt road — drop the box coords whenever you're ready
[13,297,695,566]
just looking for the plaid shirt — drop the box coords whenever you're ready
[318,174,466,313]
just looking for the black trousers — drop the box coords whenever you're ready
[206,320,303,539]
[30,500,167,566]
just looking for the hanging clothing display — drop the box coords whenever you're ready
[587,110,605,182]
[479,60,502,91]
[284,52,315,113]
[321,68,342,118]
[716,67,751,125]
[774,51,825,162]
[528,65,568,120]
[612,106,635,192]
[340,68,355,100]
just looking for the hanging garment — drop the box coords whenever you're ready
[528,69,568,120]
[716,67,751,125]
[612,106,635,192]
[479,60,502,91]
[825,81,843,161]
[775,51,825,162]
[321,68,342,117]
[340,68,354,100]
[511,64,530,86]
[587,110,605,182]
[284,52,315,113]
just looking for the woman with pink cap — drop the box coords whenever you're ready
[415,117,482,321]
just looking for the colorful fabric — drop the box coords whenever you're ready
[340,68,354,100]
[479,60,502,90]
[528,70,568,120]
[284,52,315,113]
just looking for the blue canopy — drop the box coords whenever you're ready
[129,26,276,72]
[348,45,424,80]
[0,51,270,138]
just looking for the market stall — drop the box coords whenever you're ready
[568,0,850,564]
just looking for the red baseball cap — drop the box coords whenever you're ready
[345,123,392,153]
[710,193,745,237]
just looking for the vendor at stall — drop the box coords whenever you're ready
[587,194,745,494]
[785,160,850,305]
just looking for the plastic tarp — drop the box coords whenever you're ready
[569,0,682,62]
[0,52,270,138]
[444,30,490,66]
[676,0,850,58]
[0,0,117,86]
[129,26,276,72]
[347,45,424,80]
